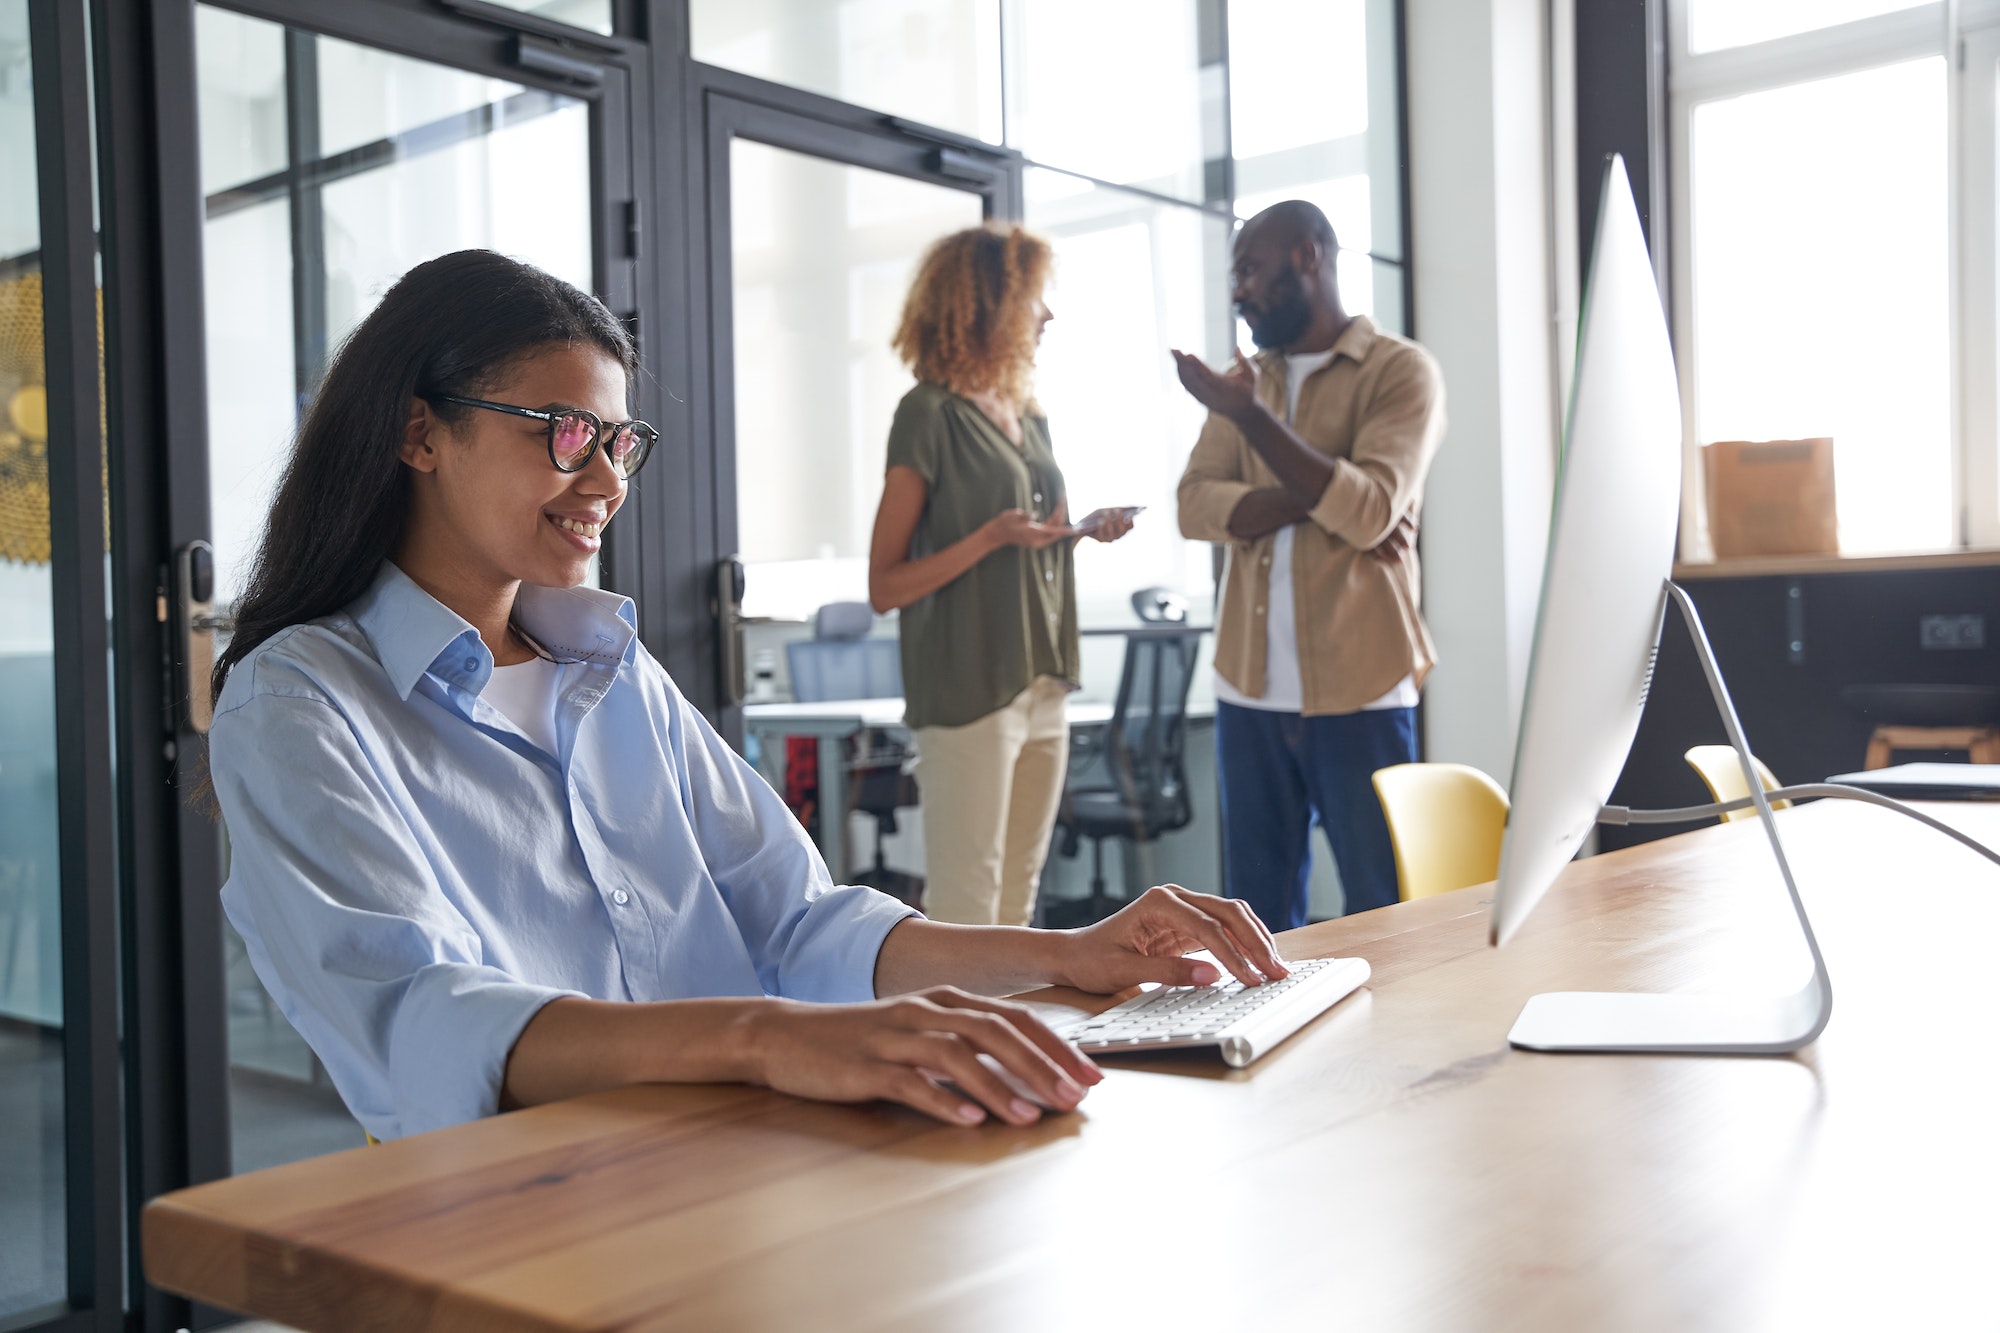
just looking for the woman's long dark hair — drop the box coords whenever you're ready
[212,250,637,706]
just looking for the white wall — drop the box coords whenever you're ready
[1407,0,1566,786]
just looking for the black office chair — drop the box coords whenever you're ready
[1047,589,1201,926]
[785,602,923,906]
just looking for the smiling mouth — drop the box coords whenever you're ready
[549,515,604,539]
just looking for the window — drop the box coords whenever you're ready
[692,0,1004,143]
[711,0,1407,696]
[1685,0,1928,54]
[1230,0,1406,338]
[729,141,984,621]
[1670,1,1999,555]
[1024,168,1233,628]
[1012,0,1407,645]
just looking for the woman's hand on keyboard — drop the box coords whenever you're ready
[1055,885,1290,993]
[747,988,1100,1128]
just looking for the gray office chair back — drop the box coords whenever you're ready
[1108,628,1200,834]
[783,602,920,903]
[787,601,902,702]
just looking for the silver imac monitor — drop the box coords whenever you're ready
[1488,155,1832,1054]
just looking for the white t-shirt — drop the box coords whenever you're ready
[1214,348,1419,715]
[482,655,567,758]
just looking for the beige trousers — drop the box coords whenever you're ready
[912,676,1071,926]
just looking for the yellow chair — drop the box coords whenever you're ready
[1682,745,1788,822]
[1370,762,1510,901]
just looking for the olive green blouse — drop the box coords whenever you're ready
[886,382,1081,730]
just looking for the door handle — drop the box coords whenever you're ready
[714,554,748,708]
[173,540,218,735]
[712,556,799,708]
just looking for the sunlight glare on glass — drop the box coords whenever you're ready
[1027,172,1228,622]
[691,0,1003,144]
[1689,0,1931,54]
[1689,57,1949,553]
[1007,0,1206,202]
[1235,176,1372,256]
[1227,0,1368,160]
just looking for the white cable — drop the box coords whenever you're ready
[1599,784,2000,868]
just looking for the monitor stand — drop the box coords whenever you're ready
[1506,581,1832,1054]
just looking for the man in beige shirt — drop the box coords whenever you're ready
[1173,200,1445,928]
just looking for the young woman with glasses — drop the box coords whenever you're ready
[207,249,1285,1142]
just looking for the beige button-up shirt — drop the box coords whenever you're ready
[1176,316,1446,716]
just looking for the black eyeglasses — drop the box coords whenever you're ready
[432,395,659,479]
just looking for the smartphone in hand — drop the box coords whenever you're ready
[1073,505,1145,534]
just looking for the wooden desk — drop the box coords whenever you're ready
[143,802,2000,1330]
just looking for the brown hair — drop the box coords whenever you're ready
[891,223,1053,406]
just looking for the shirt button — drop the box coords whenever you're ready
[1256,605,1266,615]
[463,656,478,672]
[612,889,630,906]
[1262,556,1272,566]
[1033,492,1043,503]
[1045,569,1054,582]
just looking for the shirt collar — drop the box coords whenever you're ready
[349,562,638,701]
[512,579,638,670]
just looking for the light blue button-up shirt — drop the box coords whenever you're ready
[211,562,916,1140]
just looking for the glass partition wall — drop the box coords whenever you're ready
[701,0,1409,702]
[2,1,120,1329]
[0,7,70,1321]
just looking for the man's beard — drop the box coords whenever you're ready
[1243,264,1313,349]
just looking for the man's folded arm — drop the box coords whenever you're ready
[1178,411,1259,544]
[1305,352,1446,549]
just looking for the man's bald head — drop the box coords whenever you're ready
[1242,200,1338,258]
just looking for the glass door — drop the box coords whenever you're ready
[2,2,121,1330]
[725,140,986,624]
[186,2,625,1180]
[0,10,70,1324]
[705,93,1008,719]
[702,94,1002,890]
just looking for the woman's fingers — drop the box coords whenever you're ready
[1130,886,1274,987]
[880,1062,990,1125]
[888,997,1090,1115]
[1164,883,1286,970]
[1162,886,1288,981]
[922,990,1102,1089]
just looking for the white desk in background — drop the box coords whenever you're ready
[742,698,1116,880]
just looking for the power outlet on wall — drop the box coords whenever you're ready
[1919,614,1986,650]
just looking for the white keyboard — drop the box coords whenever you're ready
[1063,956,1371,1068]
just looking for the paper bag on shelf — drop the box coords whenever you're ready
[1703,437,1838,558]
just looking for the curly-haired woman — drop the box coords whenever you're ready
[868,224,1136,927]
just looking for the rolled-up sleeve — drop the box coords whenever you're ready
[1177,410,1257,544]
[212,687,580,1140]
[670,690,916,1003]
[1306,349,1446,548]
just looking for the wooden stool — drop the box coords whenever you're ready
[1863,725,2000,769]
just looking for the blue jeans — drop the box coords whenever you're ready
[1215,700,1417,931]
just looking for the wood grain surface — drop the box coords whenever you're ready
[142,802,2000,1332]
